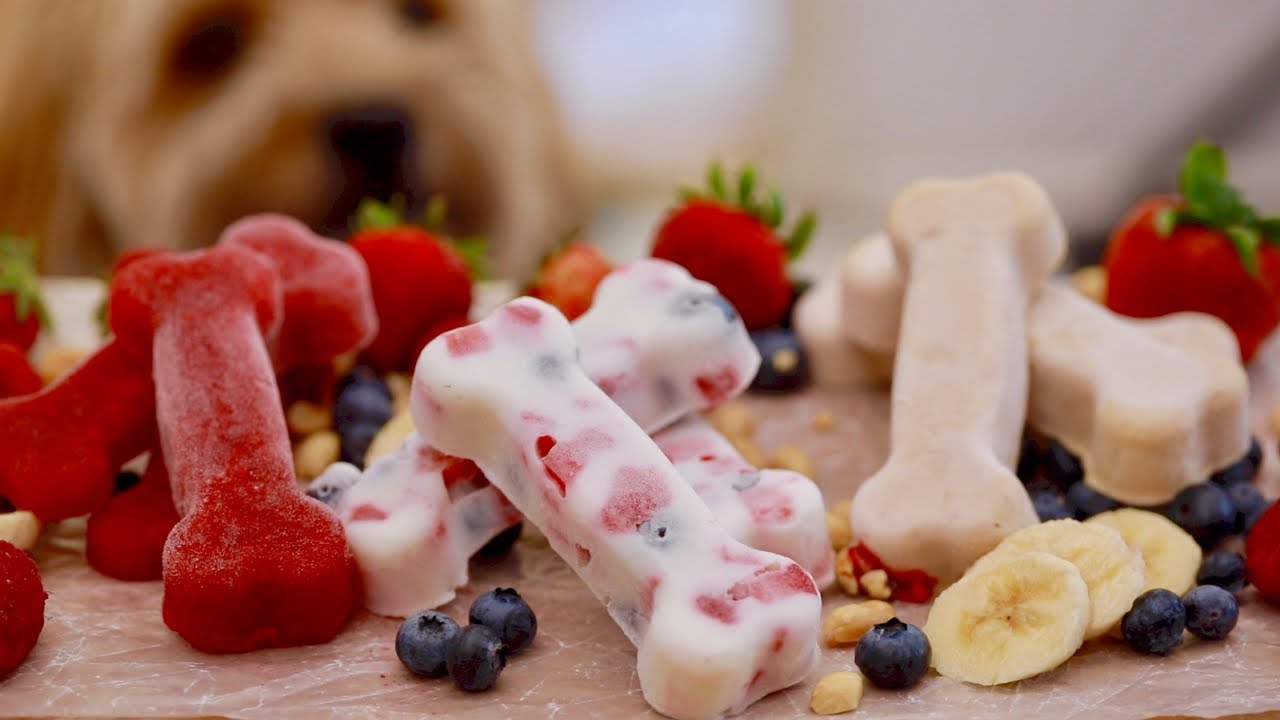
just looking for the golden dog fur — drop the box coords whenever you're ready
[0,0,578,277]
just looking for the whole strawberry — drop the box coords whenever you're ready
[1104,142,1280,362]
[0,236,51,353]
[527,240,613,321]
[652,163,815,330]
[0,539,47,677]
[348,199,478,373]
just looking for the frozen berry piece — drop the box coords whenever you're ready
[1066,481,1120,519]
[1030,488,1072,522]
[1182,585,1238,640]
[0,540,46,677]
[396,610,461,678]
[1043,441,1083,489]
[1121,589,1185,655]
[1197,550,1248,594]
[1225,481,1266,534]
[1164,483,1235,549]
[749,328,810,393]
[446,624,506,692]
[1211,437,1262,486]
[469,587,537,654]
[853,618,930,689]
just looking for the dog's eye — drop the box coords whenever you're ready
[172,6,254,82]
[399,0,447,27]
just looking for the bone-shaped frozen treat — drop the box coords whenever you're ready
[413,298,820,720]
[839,231,902,353]
[850,173,1062,588]
[793,268,894,388]
[573,259,760,434]
[835,231,1250,505]
[110,246,359,653]
[653,415,833,587]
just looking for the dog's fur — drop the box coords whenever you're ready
[0,0,579,277]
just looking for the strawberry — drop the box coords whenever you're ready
[347,199,479,373]
[0,236,51,353]
[1245,501,1280,603]
[526,241,613,321]
[0,342,41,398]
[1104,141,1280,362]
[0,539,46,677]
[651,163,815,330]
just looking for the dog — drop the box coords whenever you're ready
[0,0,579,278]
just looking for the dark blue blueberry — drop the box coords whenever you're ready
[339,420,384,468]
[1016,435,1044,484]
[1164,483,1236,549]
[1197,550,1248,594]
[1245,499,1274,536]
[114,470,142,494]
[1225,481,1266,534]
[671,290,737,323]
[1182,585,1239,640]
[396,610,461,678]
[1066,481,1120,519]
[749,328,810,393]
[446,624,506,692]
[779,278,812,330]
[731,470,761,491]
[335,365,392,400]
[1030,488,1072,522]
[469,588,537,654]
[637,513,678,548]
[534,354,570,382]
[1121,589,1186,655]
[1210,439,1262,487]
[1043,441,1084,489]
[474,523,523,559]
[853,618,931,689]
[333,378,393,430]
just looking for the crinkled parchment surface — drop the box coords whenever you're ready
[3,283,1280,719]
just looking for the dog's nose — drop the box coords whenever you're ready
[327,105,414,201]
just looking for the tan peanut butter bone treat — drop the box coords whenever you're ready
[839,231,903,353]
[850,173,1063,588]
[1028,284,1249,505]
[793,269,893,388]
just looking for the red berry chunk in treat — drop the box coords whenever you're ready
[527,241,614,321]
[847,543,939,603]
[1246,501,1280,603]
[0,341,41,398]
[0,540,46,677]
[652,163,815,330]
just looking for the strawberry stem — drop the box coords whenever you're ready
[0,235,52,330]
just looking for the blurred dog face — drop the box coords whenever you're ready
[0,0,578,277]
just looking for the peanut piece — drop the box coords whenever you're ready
[707,401,756,439]
[859,569,891,600]
[767,443,815,478]
[812,410,835,431]
[827,500,853,550]
[294,431,340,481]
[286,400,332,436]
[811,671,864,715]
[386,373,412,413]
[1070,264,1107,304]
[822,600,896,646]
[731,436,766,468]
[835,546,860,597]
[364,409,416,465]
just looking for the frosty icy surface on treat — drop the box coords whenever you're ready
[110,246,359,653]
[792,269,894,388]
[573,259,760,434]
[851,173,1061,589]
[654,415,833,588]
[414,297,820,720]
[0,340,155,521]
[1028,283,1249,505]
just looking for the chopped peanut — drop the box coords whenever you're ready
[767,443,815,478]
[811,671,864,715]
[835,546,860,597]
[1071,265,1107,304]
[859,569,891,600]
[286,400,332,436]
[812,410,835,431]
[827,500,853,551]
[707,401,756,439]
[386,372,412,413]
[294,431,341,481]
[822,600,896,646]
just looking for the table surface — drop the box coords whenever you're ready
[3,281,1280,720]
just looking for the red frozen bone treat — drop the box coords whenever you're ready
[86,448,178,582]
[1246,501,1280,603]
[0,340,155,521]
[0,341,41,398]
[219,214,378,372]
[110,246,360,653]
[0,539,46,677]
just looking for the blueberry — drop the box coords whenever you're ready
[1210,436,1264,487]
[1030,488,1072,522]
[305,465,360,508]
[1225,481,1266,534]
[1121,589,1186,655]
[396,610,461,678]
[333,379,393,430]
[1043,441,1084,489]
[1244,499,1274,535]
[335,365,392,400]
[853,618,930,689]
[748,328,810,393]
[473,523,523,559]
[1182,585,1239,640]
[446,624,506,692]
[114,470,142,494]
[779,278,812,330]
[469,588,537,654]
[1164,483,1235,549]
[339,419,384,468]
[1066,481,1120,519]
[1016,435,1044,484]
[1197,550,1248,594]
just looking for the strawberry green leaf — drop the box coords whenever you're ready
[737,166,757,207]
[354,197,406,232]
[1258,216,1280,244]
[785,211,816,262]
[707,161,727,202]
[1166,141,1277,273]
[1226,226,1261,275]
[761,190,784,229]
[1153,206,1179,238]
[451,235,489,281]
[423,195,449,231]
[677,184,702,202]
[0,235,52,329]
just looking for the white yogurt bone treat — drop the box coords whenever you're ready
[850,173,1063,589]
[838,231,903,353]
[654,415,834,588]
[792,268,894,388]
[414,298,821,720]
[573,259,761,434]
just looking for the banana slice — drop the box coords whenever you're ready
[925,551,1089,686]
[1087,508,1201,595]
[967,518,1144,639]
[0,511,41,551]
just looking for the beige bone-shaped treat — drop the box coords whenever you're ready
[793,269,893,388]
[829,232,1250,505]
[850,173,1062,587]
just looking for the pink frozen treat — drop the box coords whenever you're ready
[572,259,760,434]
[110,246,360,654]
[653,415,833,588]
[413,297,820,720]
